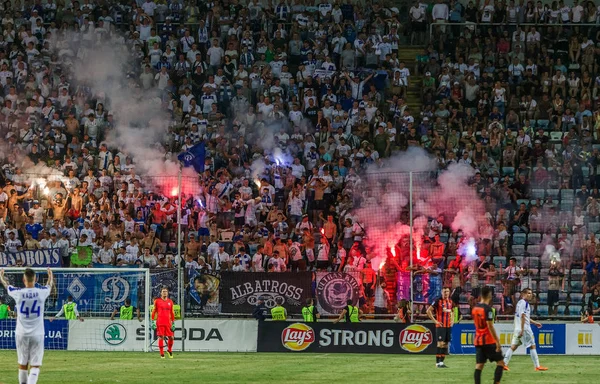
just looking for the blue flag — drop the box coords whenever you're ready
[178,142,206,173]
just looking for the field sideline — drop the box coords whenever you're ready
[0,352,597,383]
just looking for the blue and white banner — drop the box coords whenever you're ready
[451,323,566,355]
[50,272,142,314]
[0,319,68,350]
[0,249,62,267]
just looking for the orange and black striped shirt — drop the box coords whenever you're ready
[434,298,453,327]
[472,303,496,346]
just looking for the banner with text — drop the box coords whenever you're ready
[49,272,143,315]
[450,323,566,355]
[0,249,62,267]
[565,324,600,355]
[187,269,221,314]
[67,319,257,352]
[220,272,312,314]
[315,272,361,316]
[0,319,68,350]
[151,268,179,303]
[257,322,436,354]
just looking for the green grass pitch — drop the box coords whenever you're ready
[0,352,597,383]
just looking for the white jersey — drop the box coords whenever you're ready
[514,299,531,331]
[8,285,51,337]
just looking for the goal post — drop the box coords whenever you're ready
[0,267,151,352]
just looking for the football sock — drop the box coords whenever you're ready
[504,348,513,365]
[494,365,504,383]
[19,369,28,384]
[158,338,164,355]
[530,348,540,368]
[27,367,39,384]
[441,347,448,361]
[474,369,482,384]
[167,337,174,353]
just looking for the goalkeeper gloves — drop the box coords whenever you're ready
[171,323,176,331]
[151,321,156,330]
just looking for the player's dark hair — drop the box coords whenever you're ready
[347,299,353,305]
[481,286,493,299]
[125,298,131,305]
[23,268,36,282]
[161,286,169,292]
[306,298,313,306]
[521,287,532,295]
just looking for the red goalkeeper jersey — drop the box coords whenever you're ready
[152,298,175,326]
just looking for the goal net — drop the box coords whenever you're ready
[0,268,151,352]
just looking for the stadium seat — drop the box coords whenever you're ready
[511,245,525,256]
[559,291,568,301]
[571,281,583,293]
[570,269,585,281]
[537,120,550,130]
[527,257,541,269]
[513,256,524,265]
[513,233,526,245]
[516,199,529,206]
[527,233,541,244]
[537,305,549,315]
[492,256,506,266]
[560,201,574,211]
[588,222,600,233]
[549,132,563,141]
[546,189,559,199]
[560,189,575,200]
[440,233,449,244]
[557,305,567,315]
[582,167,590,177]
[538,293,548,304]
[502,167,515,176]
[531,189,545,199]
[526,244,540,256]
[570,293,583,304]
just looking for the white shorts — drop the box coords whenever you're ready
[511,328,535,349]
[16,334,45,366]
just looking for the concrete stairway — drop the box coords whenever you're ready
[397,45,425,114]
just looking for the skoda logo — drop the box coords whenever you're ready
[104,323,127,346]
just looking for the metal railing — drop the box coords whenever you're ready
[429,21,600,41]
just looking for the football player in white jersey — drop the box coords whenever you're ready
[503,288,548,371]
[0,268,54,384]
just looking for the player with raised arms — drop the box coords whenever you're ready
[503,287,548,371]
[0,267,53,384]
[151,286,176,359]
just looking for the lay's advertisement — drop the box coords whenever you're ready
[258,322,436,354]
[451,323,566,355]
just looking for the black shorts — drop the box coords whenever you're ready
[436,327,452,343]
[548,290,559,306]
[475,344,504,364]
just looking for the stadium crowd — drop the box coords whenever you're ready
[0,0,599,318]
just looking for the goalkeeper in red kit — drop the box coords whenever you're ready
[151,287,176,359]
